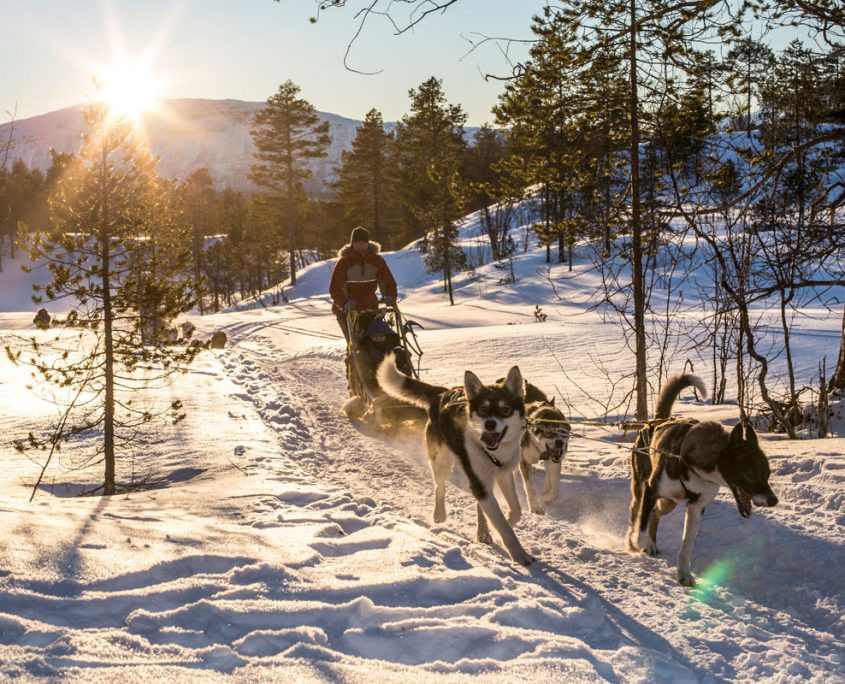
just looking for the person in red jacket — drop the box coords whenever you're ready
[330,227,398,342]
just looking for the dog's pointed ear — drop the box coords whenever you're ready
[550,396,556,407]
[504,366,524,398]
[729,422,744,448]
[744,422,759,448]
[464,370,484,401]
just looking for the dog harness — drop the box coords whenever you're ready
[666,456,701,503]
[640,421,701,503]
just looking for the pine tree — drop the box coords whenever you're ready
[217,187,249,302]
[657,80,715,183]
[554,0,722,419]
[394,77,467,303]
[462,125,516,260]
[726,38,774,138]
[574,42,628,258]
[250,80,331,285]
[243,195,287,297]
[334,108,394,246]
[0,159,45,267]
[8,103,197,496]
[494,10,581,266]
[181,167,216,314]
[757,41,835,233]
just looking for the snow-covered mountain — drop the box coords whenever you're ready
[0,99,365,195]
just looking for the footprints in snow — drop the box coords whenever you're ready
[222,351,311,452]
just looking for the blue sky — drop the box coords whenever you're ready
[0,0,547,124]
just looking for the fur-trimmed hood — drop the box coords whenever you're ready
[337,241,382,259]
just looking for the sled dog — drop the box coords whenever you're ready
[626,374,779,586]
[519,382,570,514]
[378,354,533,566]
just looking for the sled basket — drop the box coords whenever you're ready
[343,305,426,431]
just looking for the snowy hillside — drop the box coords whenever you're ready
[0,99,480,195]
[0,99,363,194]
[0,208,843,680]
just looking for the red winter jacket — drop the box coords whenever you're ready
[329,242,398,315]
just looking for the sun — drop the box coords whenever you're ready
[98,60,161,122]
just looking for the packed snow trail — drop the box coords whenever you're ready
[216,312,845,683]
[2,213,844,679]
[1,336,688,681]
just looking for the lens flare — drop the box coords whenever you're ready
[98,60,161,122]
[681,557,738,624]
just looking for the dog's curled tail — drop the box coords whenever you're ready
[377,353,448,409]
[654,374,707,419]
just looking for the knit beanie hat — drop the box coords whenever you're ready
[350,227,370,244]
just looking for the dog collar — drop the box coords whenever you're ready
[484,449,503,467]
[482,425,508,466]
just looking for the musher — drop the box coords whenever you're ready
[329,227,398,341]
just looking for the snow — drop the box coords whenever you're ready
[0,210,843,681]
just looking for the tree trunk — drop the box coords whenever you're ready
[100,141,116,496]
[193,226,204,315]
[629,0,648,421]
[830,305,845,393]
[443,222,454,306]
[286,150,297,286]
[213,253,221,313]
[736,321,747,426]
[373,163,381,246]
[747,59,753,140]
[481,205,497,259]
[779,288,798,421]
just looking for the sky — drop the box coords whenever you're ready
[0,0,548,126]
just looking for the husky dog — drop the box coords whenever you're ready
[519,382,570,514]
[378,355,534,566]
[626,374,779,586]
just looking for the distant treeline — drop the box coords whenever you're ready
[2,3,845,435]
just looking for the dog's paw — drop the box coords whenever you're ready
[541,491,557,504]
[677,570,696,587]
[530,503,545,515]
[636,531,658,556]
[507,510,522,526]
[512,549,535,567]
[477,530,494,545]
[433,506,446,524]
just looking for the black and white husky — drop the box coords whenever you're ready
[378,355,534,566]
[626,374,779,586]
[519,382,570,515]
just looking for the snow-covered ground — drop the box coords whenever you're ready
[1,217,843,681]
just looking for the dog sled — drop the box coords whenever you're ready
[342,304,427,431]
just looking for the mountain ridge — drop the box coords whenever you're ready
[0,98,442,195]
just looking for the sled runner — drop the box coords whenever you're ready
[342,304,426,431]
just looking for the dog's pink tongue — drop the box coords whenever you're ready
[734,487,753,517]
[481,432,500,448]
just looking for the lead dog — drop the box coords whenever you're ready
[519,382,570,514]
[626,374,779,586]
[378,355,534,566]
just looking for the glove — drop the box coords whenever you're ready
[383,296,396,306]
[343,300,357,313]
